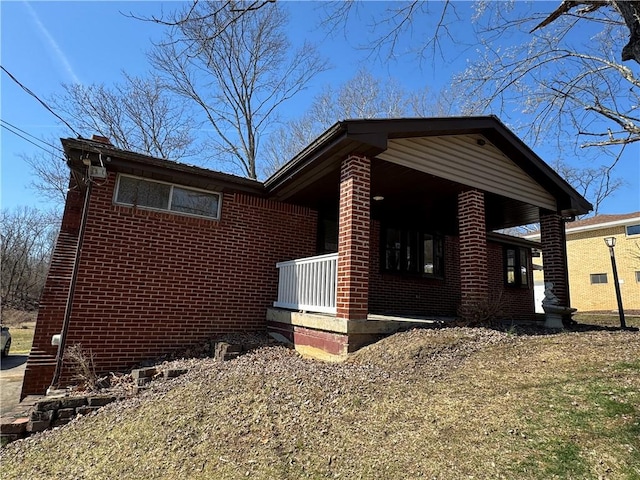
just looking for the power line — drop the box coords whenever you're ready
[1,123,63,157]
[0,119,64,154]
[1,65,81,137]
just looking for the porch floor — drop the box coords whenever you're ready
[266,307,455,336]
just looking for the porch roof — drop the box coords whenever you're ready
[264,117,592,229]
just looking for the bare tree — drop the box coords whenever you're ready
[149,1,328,179]
[0,207,58,310]
[20,148,70,207]
[320,1,636,213]
[455,2,639,149]
[551,158,624,216]
[51,73,197,160]
[264,68,435,175]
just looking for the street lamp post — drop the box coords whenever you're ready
[604,236,626,329]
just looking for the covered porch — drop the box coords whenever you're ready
[264,118,591,358]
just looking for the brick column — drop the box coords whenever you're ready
[22,176,85,398]
[336,155,370,320]
[540,211,570,307]
[458,189,488,310]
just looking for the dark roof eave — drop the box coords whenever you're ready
[263,122,347,192]
[61,137,265,195]
[264,117,593,217]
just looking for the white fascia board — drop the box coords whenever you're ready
[523,215,640,241]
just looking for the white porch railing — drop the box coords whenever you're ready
[274,253,338,314]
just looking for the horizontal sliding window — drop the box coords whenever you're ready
[115,174,220,219]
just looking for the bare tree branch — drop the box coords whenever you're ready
[50,74,197,160]
[149,1,328,179]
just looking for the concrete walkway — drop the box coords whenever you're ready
[1,355,27,415]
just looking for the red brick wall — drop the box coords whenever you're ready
[486,243,536,321]
[337,155,370,320]
[368,221,535,320]
[33,172,317,385]
[368,221,461,316]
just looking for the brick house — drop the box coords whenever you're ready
[22,117,591,397]
[527,212,640,313]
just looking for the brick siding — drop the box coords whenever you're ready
[566,226,640,311]
[369,220,534,320]
[369,221,461,316]
[486,243,536,321]
[24,172,317,394]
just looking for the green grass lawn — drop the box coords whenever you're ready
[8,323,35,354]
[1,309,36,354]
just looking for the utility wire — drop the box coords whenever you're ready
[1,65,81,137]
[0,119,64,154]
[0,122,63,156]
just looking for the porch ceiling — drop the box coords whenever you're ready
[279,156,541,232]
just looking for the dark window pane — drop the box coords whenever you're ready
[171,187,219,218]
[626,224,640,236]
[520,249,529,285]
[506,249,516,284]
[407,231,420,272]
[590,273,608,284]
[385,228,401,271]
[423,236,434,274]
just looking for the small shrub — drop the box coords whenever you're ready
[456,293,504,328]
[63,344,99,392]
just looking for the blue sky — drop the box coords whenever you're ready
[1,1,638,215]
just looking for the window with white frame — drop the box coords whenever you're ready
[115,174,221,219]
[590,273,608,284]
[626,224,640,236]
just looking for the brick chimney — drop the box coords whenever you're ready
[91,135,112,145]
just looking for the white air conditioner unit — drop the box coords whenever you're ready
[89,166,107,178]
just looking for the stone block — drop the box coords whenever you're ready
[30,410,54,422]
[56,408,76,419]
[131,367,157,380]
[0,417,29,435]
[28,419,51,433]
[52,418,72,427]
[88,395,117,407]
[59,397,87,409]
[164,368,188,379]
[36,399,61,412]
[21,395,44,407]
[76,406,101,416]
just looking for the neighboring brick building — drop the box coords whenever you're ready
[527,212,640,313]
[22,117,591,397]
